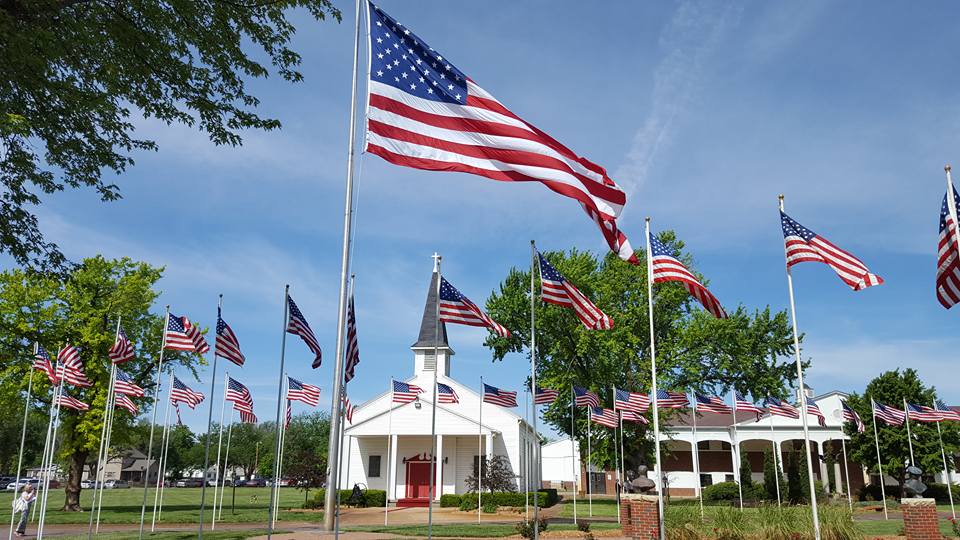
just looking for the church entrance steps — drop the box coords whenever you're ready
[396,497,431,508]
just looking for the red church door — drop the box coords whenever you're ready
[406,462,432,499]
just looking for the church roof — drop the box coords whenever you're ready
[412,271,450,349]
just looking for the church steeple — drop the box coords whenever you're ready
[411,269,454,376]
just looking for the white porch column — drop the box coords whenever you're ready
[389,434,399,501]
[435,434,444,499]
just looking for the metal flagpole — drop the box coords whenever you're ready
[8,348,35,540]
[570,388,577,525]
[691,392,703,518]
[587,407,592,517]
[87,358,117,539]
[385,378,393,525]
[524,388,529,520]
[777,197,821,540]
[903,398,916,466]
[618,409,625,499]
[218,408,236,520]
[33,363,59,523]
[139,306,171,539]
[322,0,364,528]
[428,254,442,539]
[152,374,175,530]
[870,399,889,520]
[769,412,781,506]
[334,275,358,538]
[478,375,483,525]
[95,375,118,533]
[212,371,229,529]
[611,400,620,525]
[267,285,290,538]
[36,380,63,540]
[840,438,853,512]
[934,405,956,519]
[731,393,743,511]
[529,240,540,539]
[274,391,288,527]
[645,218,666,540]
[199,296,224,537]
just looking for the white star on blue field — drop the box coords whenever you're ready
[25,1,960,434]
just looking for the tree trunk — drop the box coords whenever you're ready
[62,450,88,511]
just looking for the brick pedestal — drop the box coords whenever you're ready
[901,498,940,540]
[619,494,660,539]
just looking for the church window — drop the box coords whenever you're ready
[368,455,382,478]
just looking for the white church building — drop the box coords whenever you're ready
[339,272,539,506]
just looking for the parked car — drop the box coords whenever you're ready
[175,478,203,488]
[104,480,129,489]
[80,480,102,489]
[238,478,265,488]
[6,478,39,491]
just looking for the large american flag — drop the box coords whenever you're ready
[115,393,139,414]
[780,211,883,291]
[655,389,689,409]
[906,403,941,423]
[115,370,145,397]
[573,386,599,408]
[935,399,960,421]
[215,309,245,367]
[237,405,257,424]
[392,380,424,403]
[735,392,764,420]
[534,387,559,405]
[56,390,89,411]
[437,382,459,404]
[33,345,58,386]
[537,252,612,330]
[589,407,618,428]
[482,383,517,408]
[364,2,635,263]
[344,293,360,383]
[806,402,827,427]
[613,388,649,413]
[56,345,91,387]
[286,295,322,368]
[764,397,799,419]
[287,377,320,407]
[695,394,732,415]
[841,401,865,433]
[165,313,210,354]
[285,400,292,428]
[649,233,727,318]
[872,400,905,426]
[345,396,354,425]
[438,277,510,337]
[937,186,960,308]
[171,376,205,409]
[620,410,649,424]
[226,377,254,411]
[109,326,136,364]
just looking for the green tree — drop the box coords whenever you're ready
[786,451,802,504]
[227,421,273,480]
[483,241,800,472]
[0,256,204,510]
[762,449,784,501]
[0,0,340,269]
[843,369,960,493]
[159,425,199,479]
[739,451,753,488]
[282,411,330,491]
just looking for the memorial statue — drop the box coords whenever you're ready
[623,465,655,494]
[903,465,927,498]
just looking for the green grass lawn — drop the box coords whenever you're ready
[346,522,622,538]
[0,487,321,525]
[57,530,278,540]
[555,497,619,518]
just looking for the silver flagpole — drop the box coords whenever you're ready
[8,348,35,540]
[139,306,171,539]
[478,375,483,525]
[731,393,743,511]
[87,357,117,539]
[428,254,442,539]
[36,380,63,540]
[267,285,290,538]
[218,408,236,520]
[870,399,889,520]
[778,196,821,540]
[95,371,118,533]
[33,361,59,524]
[322,0,364,527]
[334,275,358,538]
[385,378,393,525]
[903,398,916,466]
[840,438,853,512]
[152,374,174,530]
[934,400,956,519]
[587,407,592,517]
[571,388,576,525]
[199,295,224,537]
[618,406,625,498]
[524,388,529,521]
[691,392,703,518]
[645,218,666,540]
[769,411,781,506]
[212,371,229,529]
[611,398,620,525]
[274,385,289,527]
[529,240,540,539]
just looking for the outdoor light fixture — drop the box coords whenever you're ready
[414,399,422,409]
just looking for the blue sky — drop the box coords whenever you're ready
[31,0,960,434]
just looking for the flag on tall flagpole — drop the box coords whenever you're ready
[613,388,649,413]
[115,393,139,414]
[937,184,960,308]
[109,326,136,364]
[655,390,689,409]
[906,403,941,423]
[806,402,827,427]
[392,380,424,403]
[364,2,636,263]
[735,392,764,420]
[841,401,865,433]
[33,345,58,385]
[935,399,960,421]
[165,313,211,353]
[482,383,517,407]
[649,233,727,318]
[344,293,360,383]
[620,410,649,424]
[872,400,906,426]
[115,370,145,397]
[694,394,732,414]
[537,252,612,329]
[780,211,883,291]
[287,377,321,406]
[573,386,600,408]
[534,387,559,405]
[171,376,205,409]
[285,401,292,428]
[345,396,354,424]
[237,406,257,424]
[56,345,92,387]
[438,277,510,337]
[215,309,245,366]
[589,407,618,428]
[226,377,255,411]
[765,397,800,419]
[286,295,323,368]
[56,391,90,411]
[437,383,459,404]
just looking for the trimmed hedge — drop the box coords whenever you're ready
[702,482,741,501]
[857,483,901,502]
[439,494,462,507]
[459,491,551,508]
[303,489,387,509]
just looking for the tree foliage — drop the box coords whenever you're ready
[281,411,330,490]
[0,0,340,269]
[482,239,801,475]
[466,455,516,493]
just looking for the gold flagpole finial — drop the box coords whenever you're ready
[946,164,952,172]
[645,216,650,223]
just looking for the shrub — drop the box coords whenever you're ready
[460,491,550,508]
[922,483,960,504]
[757,503,801,540]
[703,482,741,501]
[302,489,386,509]
[459,498,477,511]
[857,483,901,502]
[439,494,462,508]
[712,506,747,540]
[482,502,498,513]
[664,504,703,540]
[818,505,862,540]
[540,488,559,506]
[515,518,548,538]
[577,521,591,533]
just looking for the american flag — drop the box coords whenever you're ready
[937,186,960,308]
[613,388,649,413]
[237,405,257,424]
[164,313,210,354]
[655,389,689,409]
[115,393,138,414]
[226,377,254,411]
[935,399,960,421]
[841,401,865,433]
[482,383,517,407]
[438,277,510,337]
[806,402,827,427]
[215,309,245,367]
[537,252,612,330]
[437,382,459,404]
[906,403,941,423]
[780,211,883,291]
[735,392,764,420]
[872,400,905,426]
[344,293,360,383]
[285,400,292,428]
[589,407,618,428]
[620,409,649,424]
[286,295,322,369]
[115,370,145,397]
[171,376,205,409]
[345,396,354,424]
[764,397,799,419]
[695,394,732,414]
[534,387,559,405]
[649,233,727,318]
[174,403,183,426]
[392,380,424,403]
[56,390,89,411]
[56,344,91,387]
[287,377,320,407]
[573,386,600,408]
[109,326,136,364]
[364,3,635,264]
[32,345,59,386]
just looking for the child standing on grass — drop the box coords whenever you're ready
[13,483,36,537]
